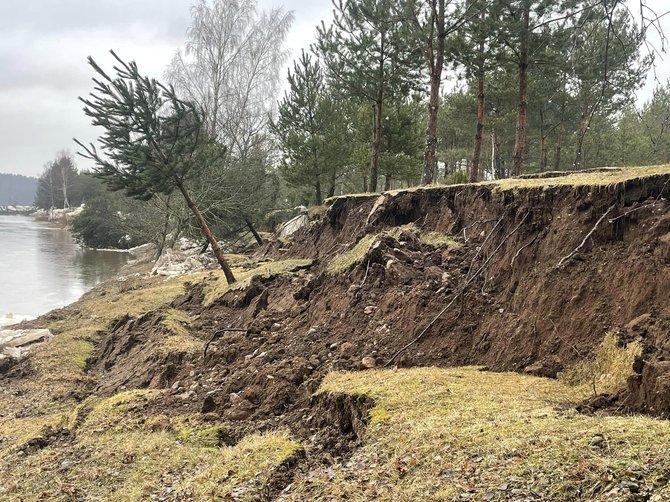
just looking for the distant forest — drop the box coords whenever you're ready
[0,173,37,206]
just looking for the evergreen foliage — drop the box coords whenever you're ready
[75,51,236,283]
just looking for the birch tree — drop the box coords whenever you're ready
[167,0,293,158]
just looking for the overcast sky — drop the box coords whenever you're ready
[0,0,667,177]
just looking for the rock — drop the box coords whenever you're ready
[0,354,14,373]
[278,214,309,238]
[229,393,254,410]
[0,328,53,350]
[171,380,181,391]
[0,328,53,369]
[364,306,376,315]
[361,356,377,369]
[523,357,563,378]
[225,409,252,421]
[201,395,217,414]
[625,313,652,336]
[151,247,216,277]
[340,342,356,357]
[589,433,606,449]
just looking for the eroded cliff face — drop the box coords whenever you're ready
[1,167,669,500]
[74,169,670,424]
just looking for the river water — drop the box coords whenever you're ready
[0,215,129,327]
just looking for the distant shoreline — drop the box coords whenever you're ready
[0,210,34,216]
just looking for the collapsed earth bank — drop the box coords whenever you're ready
[1,166,669,500]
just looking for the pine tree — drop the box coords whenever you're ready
[75,51,236,284]
[271,51,351,204]
[317,0,421,192]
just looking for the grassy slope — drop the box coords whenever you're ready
[0,262,303,501]
[287,366,670,501]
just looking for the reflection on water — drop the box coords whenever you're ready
[0,215,129,324]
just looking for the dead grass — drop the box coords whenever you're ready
[492,164,670,190]
[202,259,313,306]
[158,334,203,360]
[286,366,670,501]
[325,166,670,206]
[419,231,462,249]
[326,234,379,274]
[0,426,299,501]
[157,309,202,358]
[562,332,641,395]
[0,387,301,500]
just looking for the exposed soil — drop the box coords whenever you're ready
[3,172,670,497]
[81,175,669,433]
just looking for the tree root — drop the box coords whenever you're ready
[556,204,616,268]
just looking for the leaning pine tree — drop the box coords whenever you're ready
[75,50,236,284]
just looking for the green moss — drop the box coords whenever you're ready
[326,234,378,274]
[203,259,313,306]
[419,231,461,249]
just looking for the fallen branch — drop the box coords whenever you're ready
[556,204,616,268]
[359,259,371,288]
[204,328,248,357]
[608,202,655,223]
[384,212,530,367]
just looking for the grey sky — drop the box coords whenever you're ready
[0,0,667,177]
[0,0,333,177]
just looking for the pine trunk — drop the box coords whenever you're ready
[573,98,590,170]
[328,169,336,198]
[176,181,236,284]
[369,100,382,192]
[539,109,546,171]
[471,71,485,182]
[315,178,322,205]
[555,95,566,170]
[421,0,445,185]
[512,7,530,177]
[243,215,264,246]
[422,73,440,185]
[493,130,504,179]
